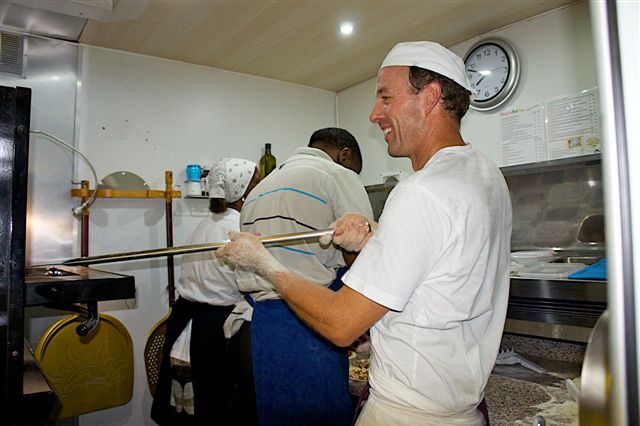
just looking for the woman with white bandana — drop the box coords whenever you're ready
[151,158,260,426]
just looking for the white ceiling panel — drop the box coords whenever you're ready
[73,0,578,91]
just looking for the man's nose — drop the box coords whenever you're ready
[370,100,383,123]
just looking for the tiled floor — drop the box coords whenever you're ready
[486,374,578,425]
[485,333,585,425]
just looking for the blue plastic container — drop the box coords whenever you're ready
[186,164,202,181]
[568,258,607,280]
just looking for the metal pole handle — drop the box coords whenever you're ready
[61,229,333,266]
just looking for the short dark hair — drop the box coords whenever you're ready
[408,66,471,123]
[308,127,362,167]
[209,198,227,213]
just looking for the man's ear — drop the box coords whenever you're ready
[422,82,442,116]
[338,147,353,164]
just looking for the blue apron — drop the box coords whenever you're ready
[249,267,353,426]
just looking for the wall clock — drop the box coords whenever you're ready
[463,37,520,111]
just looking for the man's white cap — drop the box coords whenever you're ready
[380,41,472,92]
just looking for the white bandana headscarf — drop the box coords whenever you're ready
[207,158,256,203]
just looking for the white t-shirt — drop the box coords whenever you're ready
[344,145,512,424]
[176,209,242,306]
[238,147,373,297]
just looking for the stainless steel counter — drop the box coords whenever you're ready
[508,277,606,327]
[506,277,606,342]
[24,265,135,307]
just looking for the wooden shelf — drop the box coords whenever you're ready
[71,171,181,200]
[71,188,181,199]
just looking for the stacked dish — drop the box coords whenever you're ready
[511,250,587,279]
[511,250,556,266]
[511,250,555,278]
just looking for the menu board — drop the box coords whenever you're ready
[500,103,546,166]
[545,88,601,159]
[499,88,601,166]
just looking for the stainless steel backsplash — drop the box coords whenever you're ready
[365,154,605,257]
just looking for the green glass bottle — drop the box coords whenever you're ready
[259,143,276,179]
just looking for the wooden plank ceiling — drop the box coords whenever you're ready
[79,0,577,92]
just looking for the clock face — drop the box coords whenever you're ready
[464,38,520,111]
[466,43,509,101]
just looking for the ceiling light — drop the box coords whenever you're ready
[340,22,354,36]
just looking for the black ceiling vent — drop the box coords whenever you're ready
[1,32,27,79]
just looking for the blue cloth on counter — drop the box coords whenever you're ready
[568,258,607,280]
[250,267,353,426]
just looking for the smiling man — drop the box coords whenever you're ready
[217,42,512,426]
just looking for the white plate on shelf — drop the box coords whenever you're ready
[511,250,556,266]
[510,261,525,276]
[518,263,586,279]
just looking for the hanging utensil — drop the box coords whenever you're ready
[98,170,150,191]
[33,306,134,420]
[145,310,171,395]
[145,171,177,395]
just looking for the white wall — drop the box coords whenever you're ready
[337,1,597,186]
[74,46,336,426]
[77,46,337,188]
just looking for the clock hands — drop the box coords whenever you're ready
[467,66,507,88]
